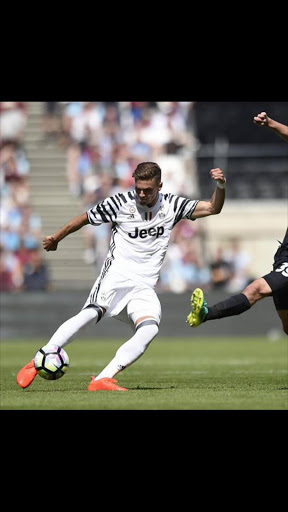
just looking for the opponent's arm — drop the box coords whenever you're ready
[191,167,226,219]
[43,212,89,251]
[254,112,288,143]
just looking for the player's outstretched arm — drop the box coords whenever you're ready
[191,167,226,219]
[43,212,89,251]
[254,111,288,143]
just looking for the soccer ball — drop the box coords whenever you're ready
[34,344,69,380]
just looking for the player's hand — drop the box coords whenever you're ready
[253,111,269,127]
[43,236,58,251]
[210,167,226,184]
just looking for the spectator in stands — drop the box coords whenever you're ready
[65,141,82,197]
[209,246,233,290]
[130,102,152,123]
[65,103,105,196]
[160,239,210,293]
[0,114,45,293]
[223,238,252,293]
[159,220,210,292]
[68,102,104,146]
[157,141,195,196]
[61,102,83,147]
[113,143,134,186]
[0,195,22,252]
[0,102,27,143]
[0,244,23,292]
[0,249,14,291]
[0,141,30,181]
[22,246,50,291]
[19,204,42,239]
[41,102,62,145]
[82,173,117,268]
[157,102,194,149]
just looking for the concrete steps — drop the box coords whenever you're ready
[24,102,95,290]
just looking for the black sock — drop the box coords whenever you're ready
[206,293,251,321]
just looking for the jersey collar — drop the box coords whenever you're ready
[135,193,162,212]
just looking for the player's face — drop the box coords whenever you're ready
[135,178,162,207]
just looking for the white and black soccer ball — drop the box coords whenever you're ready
[34,344,69,380]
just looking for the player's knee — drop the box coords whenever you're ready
[138,324,159,354]
[136,319,159,339]
[243,278,271,304]
[84,304,105,323]
[148,323,159,340]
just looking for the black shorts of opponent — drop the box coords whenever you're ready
[262,228,288,310]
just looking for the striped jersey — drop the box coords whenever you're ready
[87,190,199,288]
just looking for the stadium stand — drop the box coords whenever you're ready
[20,102,95,289]
[194,102,288,199]
[0,102,50,292]
[1,102,287,293]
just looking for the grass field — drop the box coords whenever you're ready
[0,337,287,410]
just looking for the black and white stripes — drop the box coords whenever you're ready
[88,192,134,225]
[163,193,198,226]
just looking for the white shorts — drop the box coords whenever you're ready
[82,270,162,327]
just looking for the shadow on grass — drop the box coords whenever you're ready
[21,386,176,392]
[130,386,176,390]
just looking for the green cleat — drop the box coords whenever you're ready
[186,288,208,327]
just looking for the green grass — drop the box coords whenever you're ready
[1,337,287,410]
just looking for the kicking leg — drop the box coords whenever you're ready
[47,305,104,348]
[16,305,104,389]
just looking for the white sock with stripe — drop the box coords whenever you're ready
[95,320,159,380]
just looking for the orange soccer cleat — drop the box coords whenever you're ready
[88,376,128,391]
[16,359,37,389]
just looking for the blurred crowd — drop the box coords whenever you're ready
[0,101,254,293]
[0,102,49,291]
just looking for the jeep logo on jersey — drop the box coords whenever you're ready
[128,226,164,239]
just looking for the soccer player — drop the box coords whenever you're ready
[187,112,288,335]
[16,161,226,391]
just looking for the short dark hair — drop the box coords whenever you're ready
[132,162,161,183]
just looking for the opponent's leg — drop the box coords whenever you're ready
[187,279,272,327]
[272,288,288,336]
[277,310,288,335]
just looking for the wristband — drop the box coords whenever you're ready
[217,179,226,189]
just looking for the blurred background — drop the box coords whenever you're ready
[1,101,287,339]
